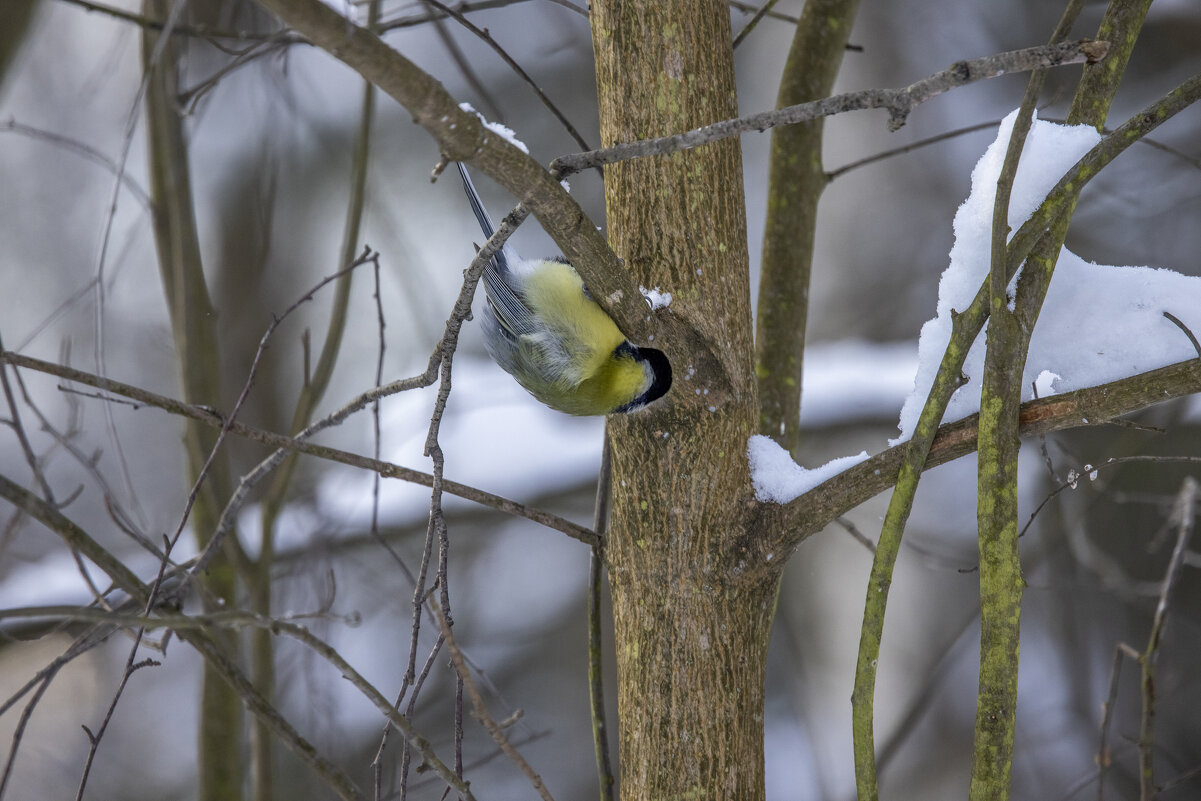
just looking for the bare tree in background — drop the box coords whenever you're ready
[1,1,1200,800]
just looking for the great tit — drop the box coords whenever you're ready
[457,163,672,416]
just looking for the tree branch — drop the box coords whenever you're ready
[0,482,482,801]
[762,67,1201,577]
[755,0,861,455]
[0,472,365,801]
[552,39,1109,175]
[737,357,1201,568]
[249,0,651,340]
[422,0,594,156]
[0,349,598,546]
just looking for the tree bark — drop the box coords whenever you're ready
[591,2,775,799]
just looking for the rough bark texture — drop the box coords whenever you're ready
[590,3,775,799]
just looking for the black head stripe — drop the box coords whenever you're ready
[613,344,672,413]
[639,347,672,404]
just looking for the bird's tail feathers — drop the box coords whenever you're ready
[456,162,512,276]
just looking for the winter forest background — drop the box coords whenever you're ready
[1,1,1200,799]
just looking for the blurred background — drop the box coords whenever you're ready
[1,0,1200,798]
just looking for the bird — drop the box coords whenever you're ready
[457,162,671,416]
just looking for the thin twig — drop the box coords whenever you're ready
[1096,642,1133,801]
[175,249,380,591]
[436,608,555,801]
[57,0,295,39]
[0,626,115,800]
[75,649,160,800]
[877,607,979,773]
[377,0,578,34]
[826,119,1002,181]
[196,198,533,576]
[731,0,782,49]
[1019,456,1201,542]
[1031,379,1060,482]
[0,121,154,209]
[833,516,876,554]
[416,217,464,798]
[0,348,596,544]
[399,634,446,800]
[428,1,505,122]
[1136,477,1197,799]
[90,0,193,540]
[552,40,1110,175]
[1157,762,1201,796]
[0,341,55,504]
[368,188,393,801]
[179,35,294,111]
[588,430,616,801]
[0,604,359,629]
[422,0,595,156]
[409,729,551,793]
[824,104,1201,183]
[728,0,798,23]
[1163,311,1201,358]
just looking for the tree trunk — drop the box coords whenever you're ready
[143,5,244,798]
[591,3,777,799]
[756,0,861,455]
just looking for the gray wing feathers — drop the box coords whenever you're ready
[457,162,538,337]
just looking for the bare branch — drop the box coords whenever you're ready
[588,432,616,801]
[0,627,115,799]
[1163,311,1201,357]
[264,615,476,801]
[0,352,597,545]
[251,0,650,339]
[2,601,479,801]
[436,608,553,801]
[422,0,595,155]
[826,119,1002,181]
[1096,642,1127,801]
[1135,477,1197,799]
[750,68,1201,567]
[741,356,1201,567]
[728,0,798,23]
[731,0,784,49]
[0,473,363,801]
[0,343,55,504]
[0,121,153,209]
[551,40,1110,175]
[56,0,291,39]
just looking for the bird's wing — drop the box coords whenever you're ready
[482,258,539,338]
